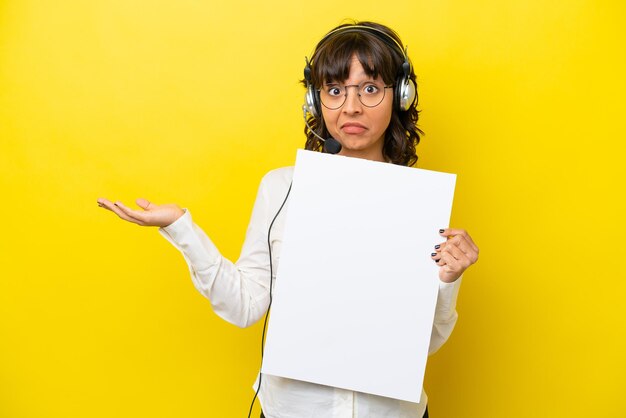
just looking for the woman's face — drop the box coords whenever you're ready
[321,55,393,162]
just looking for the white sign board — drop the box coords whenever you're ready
[262,150,456,403]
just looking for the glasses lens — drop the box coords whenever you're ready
[319,82,387,109]
[319,86,346,110]
[358,83,386,107]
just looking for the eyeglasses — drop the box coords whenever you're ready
[319,81,394,110]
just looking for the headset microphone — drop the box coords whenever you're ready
[302,105,342,154]
[323,136,342,155]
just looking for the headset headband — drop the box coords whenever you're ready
[307,24,411,76]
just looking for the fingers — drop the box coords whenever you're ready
[136,198,153,210]
[431,242,472,282]
[97,197,111,207]
[432,227,479,282]
[432,241,469,265]
[113,201,151,225]
[97,198,118,214]
[98,197,182,227]
[96,198,147,225]
[437,252,464,282]
[440,228,478,252]
[435,234,479,263]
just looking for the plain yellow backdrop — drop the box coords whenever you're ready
[1,1,624,417]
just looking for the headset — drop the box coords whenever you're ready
[303,24,417,119]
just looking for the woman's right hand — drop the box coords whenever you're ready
[97,197,185,227]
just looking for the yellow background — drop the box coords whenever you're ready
[1,1,624,417]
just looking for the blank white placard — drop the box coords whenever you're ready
[261,149,456,403]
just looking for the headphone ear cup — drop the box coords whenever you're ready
[395,76,417,112]
[305,85,321,119]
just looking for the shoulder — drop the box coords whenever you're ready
[255,166,294,208]
[260,166,294,189]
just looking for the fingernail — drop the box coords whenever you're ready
[434,244,440,249]
[439,229,445,233]
[431,253,437,257]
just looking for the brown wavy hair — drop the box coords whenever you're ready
[303,21,423,167]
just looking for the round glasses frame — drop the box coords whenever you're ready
[319,83,394,110]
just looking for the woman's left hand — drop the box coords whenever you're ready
[431,228,479,283]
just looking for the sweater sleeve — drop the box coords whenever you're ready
[428,277,462,354]
[158,178,272,328]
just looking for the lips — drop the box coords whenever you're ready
[341,122,367,134]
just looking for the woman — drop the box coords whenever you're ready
[98,21,478,418]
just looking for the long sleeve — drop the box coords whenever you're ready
[428,277,462,354]
[158,176,273,328]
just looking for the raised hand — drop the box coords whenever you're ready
[431,228,479,283]
[97,197,185,227]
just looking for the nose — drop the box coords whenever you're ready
[342,85,363,114]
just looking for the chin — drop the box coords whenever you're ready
[340,137,378,151]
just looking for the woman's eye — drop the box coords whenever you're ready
[328,87,342,96]
[363,84,379,94]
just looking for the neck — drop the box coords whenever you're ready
[338,148,386,163]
